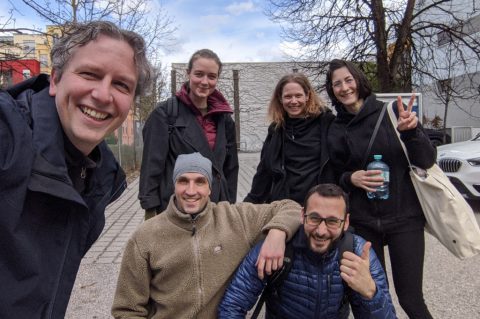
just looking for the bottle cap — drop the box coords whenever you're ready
[373,154,382,160]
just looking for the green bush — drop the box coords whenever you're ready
[105,133,118,145]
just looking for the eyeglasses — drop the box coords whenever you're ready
[304,214,345,229]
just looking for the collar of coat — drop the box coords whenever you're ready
[165,195,215,232]
[334,94,383,126]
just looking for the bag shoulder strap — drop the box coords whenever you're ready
[337,231,354,310]
[166,96,178,133]
[386,101,412,166]
[361,102,388,168]
[337,231,354,262]
[251,241,294,319]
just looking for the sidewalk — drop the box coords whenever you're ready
[66,151,480,318]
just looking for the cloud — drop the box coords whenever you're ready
[225,1,256,16]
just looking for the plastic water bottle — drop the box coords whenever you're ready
[366,155,389,200]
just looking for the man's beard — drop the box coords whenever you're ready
[310,227,345,255]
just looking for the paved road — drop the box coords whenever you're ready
[66,152,480,318]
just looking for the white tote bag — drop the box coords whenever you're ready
[386,101,480,259]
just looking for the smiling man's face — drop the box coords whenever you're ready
[174,172,211,214]
[49,35,138,155]
[303,193,349,255]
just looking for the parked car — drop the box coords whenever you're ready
[437,132,480,200]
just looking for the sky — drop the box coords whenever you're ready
[160,0,294,65]
[0,0,296,68]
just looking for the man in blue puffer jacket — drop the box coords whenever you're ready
[219,184,396,318]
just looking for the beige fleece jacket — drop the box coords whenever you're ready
[111,197,301,319]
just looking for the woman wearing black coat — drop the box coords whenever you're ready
[139,49,239,219]
[244,73,335,205]
[326,59,435,318]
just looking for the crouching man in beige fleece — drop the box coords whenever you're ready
[112,152,301,318]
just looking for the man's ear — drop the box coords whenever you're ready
[343,213,350,231]
[49,69,58,97]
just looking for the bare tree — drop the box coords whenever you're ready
[423,42,478,142]
[14,0,178,122]
[18,0,177,60]
[266,0,480,95]
[135,63,169,125]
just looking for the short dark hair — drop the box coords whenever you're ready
[50,20,152,97]
[303,183,349,215]
[325,59,372,107]
[187,48,222,76]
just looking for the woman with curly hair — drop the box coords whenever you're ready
[244,73,335,204]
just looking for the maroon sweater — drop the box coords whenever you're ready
[176,83,233,150]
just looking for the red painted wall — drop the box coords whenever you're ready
[0,59,41,85]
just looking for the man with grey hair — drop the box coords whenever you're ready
[112,152,302,319]
[0,21,151,318]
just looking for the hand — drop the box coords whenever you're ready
[396,94,418,131]
[256,229,286,280]
[340,241,377,300]
[351,170,384,192]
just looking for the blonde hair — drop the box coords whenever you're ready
[268,73,327,129]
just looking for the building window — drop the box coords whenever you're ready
[437,78,452,93]
[40,54,49,67]
[437,14,480,46]
[22,69,31,80]
[437,30,453,46]
[0,70,13,88]
[23,40,35,56]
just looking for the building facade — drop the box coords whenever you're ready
[0,26,59,87]
[414,0,480,134]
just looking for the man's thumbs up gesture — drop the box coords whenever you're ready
[340,241,377,299]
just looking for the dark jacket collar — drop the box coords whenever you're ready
[334,94,380,126]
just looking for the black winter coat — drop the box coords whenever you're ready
[244,111,335,204]
[327,94,436,228]
[0,75,126,318]
[139,98,239,212]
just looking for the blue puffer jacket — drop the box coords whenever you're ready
[219,228,396,319]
